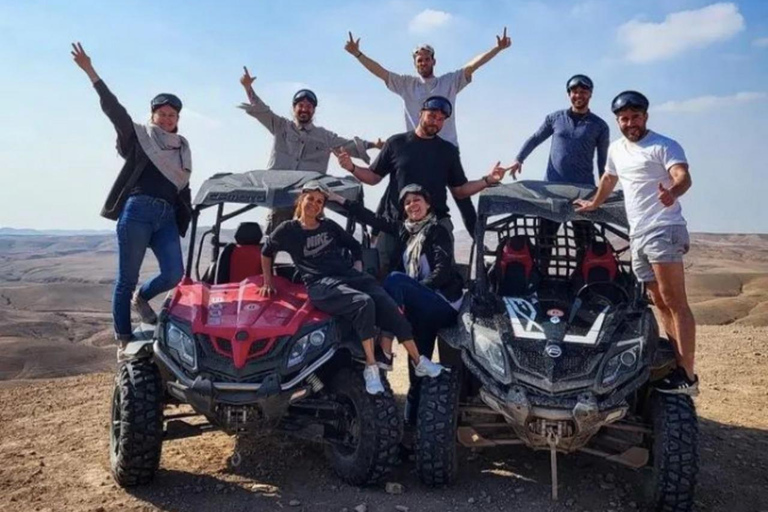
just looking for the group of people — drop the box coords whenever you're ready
[72,25,698,404]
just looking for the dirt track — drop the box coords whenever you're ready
[1,325,767,512]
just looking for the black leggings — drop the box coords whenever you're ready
[308,272,413,342]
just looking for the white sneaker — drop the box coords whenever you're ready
[363,365,385,395]
[414,356,445,378]
[131,291,157,325]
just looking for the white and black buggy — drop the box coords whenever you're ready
[415,181,698,511]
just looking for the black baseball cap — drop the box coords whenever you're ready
[566,74,594,92]
[293,89,318,107]
[611,90,650,113]
[421,95,452,118]
[151,93,183,112]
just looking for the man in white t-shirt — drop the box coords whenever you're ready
[344,29,511,146]
[574,90,698,396]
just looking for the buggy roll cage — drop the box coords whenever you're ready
[183,170,367,281]
[469,181,633,296]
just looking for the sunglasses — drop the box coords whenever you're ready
[611,91,649,113]
[151,93,183,112]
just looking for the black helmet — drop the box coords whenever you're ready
[399,184,432,208]
[293,89,318,107]
[566,74,594,92]
[611,90,649,113]
[151,93,183,112]
[421,95,452,118]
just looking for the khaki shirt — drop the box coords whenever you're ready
[239,92,372,173]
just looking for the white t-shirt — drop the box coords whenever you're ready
[605,130,688,237]
[386,69,471,147]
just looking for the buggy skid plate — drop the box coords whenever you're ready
[153,341,334,415]
[476,385,627,452]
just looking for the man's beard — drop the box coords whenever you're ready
[296,113,313,124]
[417,65,434,78]
[622,126,646,142]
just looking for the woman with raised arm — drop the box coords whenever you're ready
[327,184,464,424]
[71,43,192,347]
[259,181,444,395]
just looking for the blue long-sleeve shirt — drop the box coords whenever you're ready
[515,109,610,185]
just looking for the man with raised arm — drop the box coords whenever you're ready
[574,91,698,396]
[334,96,506,260]
[238,66,382,233]
[344,29,512,261]
[507,74,611,272]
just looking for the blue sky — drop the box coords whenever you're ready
[0,0,766,233]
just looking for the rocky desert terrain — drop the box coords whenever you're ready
[1,230,767,511]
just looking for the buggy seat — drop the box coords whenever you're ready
[215,222,264,284]
[492,235,539,296]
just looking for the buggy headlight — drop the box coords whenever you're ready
[287,326,328,369]
[472,324,508,379]
[166,323,197,371]
[601,344,640,386]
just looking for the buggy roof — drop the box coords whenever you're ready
[477,180,628,228]
[193,170,363,208]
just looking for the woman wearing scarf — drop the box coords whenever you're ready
[327,184,464,424]
[260,181,444,395]
[72,43,192,347]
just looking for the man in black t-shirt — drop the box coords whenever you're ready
[334,96,506,272]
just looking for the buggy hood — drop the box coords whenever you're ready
[477,181,628,228]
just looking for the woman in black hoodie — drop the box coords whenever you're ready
[328,184,464,424]
[72,43,192,346]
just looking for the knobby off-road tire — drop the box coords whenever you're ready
[651,392,699,512]
[110,359,164,487]
[416,368,461,486]
[324,368,402,486]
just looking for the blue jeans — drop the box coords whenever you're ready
[383,271,459,422]
[113,195,184,337]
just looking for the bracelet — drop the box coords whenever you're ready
[349,165,357,174]
[356,51,363,58]
[483,176,490,185]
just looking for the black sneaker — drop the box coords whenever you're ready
[375,347,394,371]
[655,368,699,396]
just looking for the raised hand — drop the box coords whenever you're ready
[240,66,256,88]
[658,183,675,207]
[345,31,361,56]
[496,27,512,50]
[332,147,354,172]
[573,199,597,213]
[71,42,93,71]
[486,161,507,185]
[507,161,522,180]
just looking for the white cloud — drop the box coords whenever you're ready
[654,92,766,113]
[753,37,768,48]
[618,3,745,63]
[408,9,452,35]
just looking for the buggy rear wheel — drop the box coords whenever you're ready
[415,368,461,486]
[110,359,164,487]
[649,392,699,511]
[324,368,401,486]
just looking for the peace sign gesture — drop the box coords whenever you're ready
[345,32,361,56]
[240,66,256,89]
[496,27,512,50]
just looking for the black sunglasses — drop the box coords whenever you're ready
[611,91,649,113]
[151,93,183,112]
